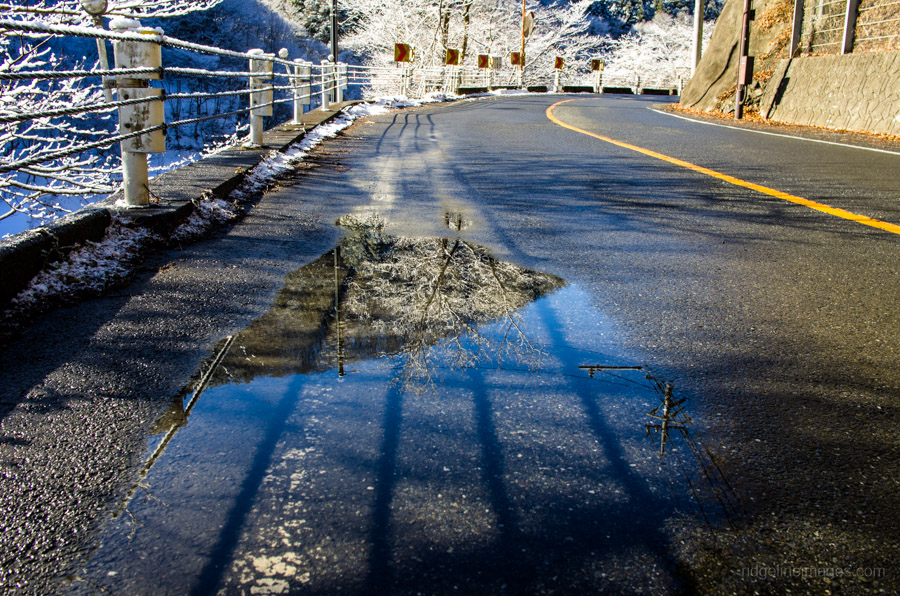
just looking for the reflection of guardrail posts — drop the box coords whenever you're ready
[111,19,165,207]
[292,59,311,123]
[248,49,273,147]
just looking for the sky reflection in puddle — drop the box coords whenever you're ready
[71,220,730,595]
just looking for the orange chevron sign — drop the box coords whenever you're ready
[394,43,413,63]
[477,54,490,68]
[445,48,460,65]
[510,52,522,66]
[554,57,565,69]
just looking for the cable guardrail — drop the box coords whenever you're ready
[0,16,355,213]
[798,0,900,54]
[1,14,680,226]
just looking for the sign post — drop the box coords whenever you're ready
[520,4,534,88]
[591,59,605,93]
[735,0,752,119]
[395,43,414,96]
[553,57,564,92]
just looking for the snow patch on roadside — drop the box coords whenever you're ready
[8,219,156,313]
[170,193,242,243]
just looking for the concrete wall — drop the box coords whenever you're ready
[763,51,900,136]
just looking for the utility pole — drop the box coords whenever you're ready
[692,0,705,77]
[331,0,339,63]
[735,0,753,119]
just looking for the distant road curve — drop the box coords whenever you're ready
[547,98,900,236]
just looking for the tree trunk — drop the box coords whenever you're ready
[461,0,471,60]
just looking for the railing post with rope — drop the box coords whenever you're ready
[336,63,347,104]
[292,59,312,123]
[111,19,165,207]
[248,49,274,148]
[320,60,331,111]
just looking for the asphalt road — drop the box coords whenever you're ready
[1,94,898,594]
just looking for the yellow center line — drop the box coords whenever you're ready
[546,99,900,236]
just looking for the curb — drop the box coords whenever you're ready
[0,102,360,307]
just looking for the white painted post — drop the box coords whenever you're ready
[553,69,560,93]
[320,60,332,111]
[248,49,273,147]
[293,59,311,123]
[110,19,165,207]
[81,0,113,102]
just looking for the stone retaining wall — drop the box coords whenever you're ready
[763,51,900,135]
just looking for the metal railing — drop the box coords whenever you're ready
[797,0,900,55]
[855,0,900,51]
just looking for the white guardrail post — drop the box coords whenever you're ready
[293,59,311,123]
[336,63,347,103]
[320,60,332,111]
[110,19,165,207]
[248,49,273,148]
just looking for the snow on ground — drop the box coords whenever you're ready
[169,193,242,243]
[4,219,157,325]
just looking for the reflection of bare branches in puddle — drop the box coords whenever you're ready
[337,214,563,390]
[582,365,741,528]
[202,214,563,390]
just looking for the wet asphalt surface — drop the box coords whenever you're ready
[0,94,898,594]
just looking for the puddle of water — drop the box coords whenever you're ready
[68,216,733,595]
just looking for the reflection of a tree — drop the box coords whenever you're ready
[339,215,564,388]
[211,214,564,389]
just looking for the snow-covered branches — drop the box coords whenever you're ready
[602,13,712,84]
[0,0,233,234]
[0,0,226,25]
[343,0,601,86]
[1,32,119,224]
